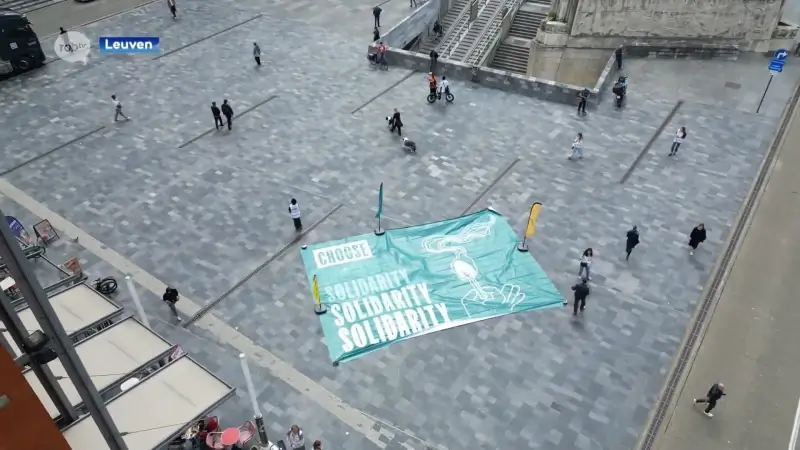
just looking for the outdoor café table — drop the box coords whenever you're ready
[221,427,241,447]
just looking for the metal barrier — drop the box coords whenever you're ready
[464,0,520,66]
[437,0,492,59]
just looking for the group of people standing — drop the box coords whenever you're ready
[566,223,708,315]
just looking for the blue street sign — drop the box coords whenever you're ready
[769,48,788,73]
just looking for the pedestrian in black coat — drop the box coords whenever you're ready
[693,382,725,417]
[373,5,381,27]
[220,99,234,130]
[688,223,707,255]
[390,108,402,136]
[626,225,640,261]
[615,46,623,70]
[569,278,590,316]
[211,102,223,129]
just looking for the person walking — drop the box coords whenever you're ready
[253,42,262,66]
[570,278,590,315]
[210,102,223,129]
[289,198,302,231]
[693,382,725,417]
[221,99,234,130]
[373,26,380,42]
[669,126,687,156]
[688,223,707,256]
[287,425,306,450]
[162,287,182,322]
[429,49,439,73]
[410,0,417,7]
[625,225,640,261]
[576,89,588,116]
[373,5,382,27]
[111,95,129,122]
[615,46,623,70]
[578,248,593,279]
[390,108,402,136]
[167,0,177,19]
[568,133,584,160]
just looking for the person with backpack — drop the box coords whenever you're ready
[570,278,590,316]
[669,126,687,156]
[162,287,181,322]
[625,225,640,261]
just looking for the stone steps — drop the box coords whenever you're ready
[489,42,528,73]
[0,0,63,14]
[445,0,505,61]
[508,9,546,40]
[418,0,470,53]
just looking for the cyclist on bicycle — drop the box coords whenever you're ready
[437,75,450,99]
[428,72,437,96]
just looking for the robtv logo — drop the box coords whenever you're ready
[98,37,160,54]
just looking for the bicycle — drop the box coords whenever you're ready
[367,53,388,70]
[427,89,454,104]
[93,276,118,295]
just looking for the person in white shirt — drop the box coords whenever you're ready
[437,76,450,98]
[578,248,593,280]
[287,424,305,450]
[568,132,584,160]
[111,94,129,122]
[669,126,687,156]
[288,198,302,231]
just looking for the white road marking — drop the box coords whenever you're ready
[0,179,390,448]
[789,396,800,450]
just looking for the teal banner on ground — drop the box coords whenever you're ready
[300,209,564,364]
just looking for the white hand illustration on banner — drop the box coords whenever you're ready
[422,215,526,317]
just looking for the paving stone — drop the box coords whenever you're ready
[0,0,795,447]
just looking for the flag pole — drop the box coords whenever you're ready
[313,274,327,315]
[375,182,385,235]
[518,202,542,252]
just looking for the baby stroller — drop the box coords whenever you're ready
[402,137,417,153]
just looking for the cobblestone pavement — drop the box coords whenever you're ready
[0,0,795,447]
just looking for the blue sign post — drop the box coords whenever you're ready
[758,49,789,114]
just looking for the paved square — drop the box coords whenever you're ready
[0,0,795,448]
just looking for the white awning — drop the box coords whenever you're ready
[63,356,235,450]
[2,283,122,356]
[24,317,172,419]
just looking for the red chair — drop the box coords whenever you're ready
[205,432,225,449]
[205,416,220,433]
[237,420,256,445]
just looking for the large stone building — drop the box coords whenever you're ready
[532,0,798,82]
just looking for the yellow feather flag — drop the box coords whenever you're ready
[525,202,543,238]
[312,275,321,305]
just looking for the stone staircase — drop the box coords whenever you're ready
[419,0,470,54]
[0,0,62,14]
[441,0,505,62]
[489,4,548,74]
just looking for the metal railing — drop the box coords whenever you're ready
[464,0,520,65]
[438,0,493,59]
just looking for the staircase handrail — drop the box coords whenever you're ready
[438,0,492,59]
[466,0,522,66]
